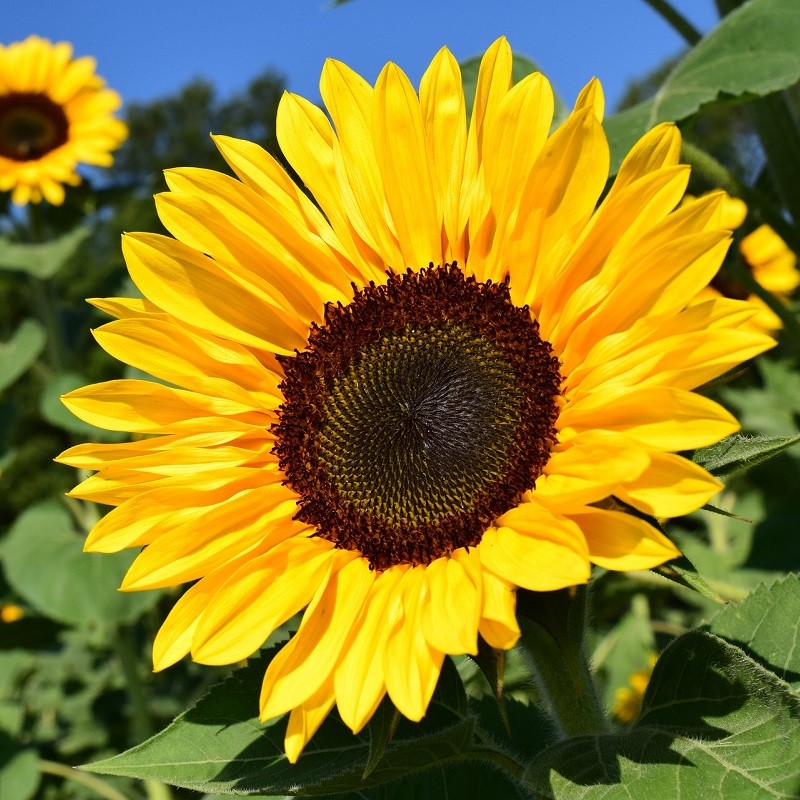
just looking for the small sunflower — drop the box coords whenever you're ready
[0,35,127,205]
[60,39,774,761]
[613,653,657,723]
[694,194,799,334]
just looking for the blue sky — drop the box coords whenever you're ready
[2,1,718,112]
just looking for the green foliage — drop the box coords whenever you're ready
[85,653,479,795]
[693,431,800,476]
[1,501,159,630]
[527,629,800,799]
[0,320,45,393]
[605,0,800,170]
[0,736,39,800]
[0,227,90,280]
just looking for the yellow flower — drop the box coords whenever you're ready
[0,35,127,205]
[695,194,799,335]
[59,39,773,761]
[0,603,24,623]
[613,654,657,723]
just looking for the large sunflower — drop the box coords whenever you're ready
[0,35,127,205]
[60,38,774,762]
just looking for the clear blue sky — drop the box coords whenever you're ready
[2,1,718,113]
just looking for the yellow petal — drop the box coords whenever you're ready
[152,558,246,671]
[383,566,445,722]
[260,555,373,720]
[191,538,335,665]
[285,676,336,764]
[478,570,520,650]
[335,565,408,733]
[569,507,680,570]
[615,453,723,518]
[420,549,481,655]
[320,58,403,267]
[120,488,301,590]
[613,123,681,193]
[62,379,265,434]
[479,502,590,590]
[122,233,307,357]
[93,318,282,410]
[536,430,650,507]
[559,386,739,450]
[419,46,467,258]
[373,62,441,268]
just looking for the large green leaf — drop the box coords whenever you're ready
[0,226,90,279]
[709,574,800,691]
[526,631,800,799]
[605,0,800,170]
[0,320,46,393]
[85,652,482,796]
[0,734,39,800]
[0,501,159,629]
[693,433,800,477]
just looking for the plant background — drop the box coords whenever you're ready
[1,1,800,798]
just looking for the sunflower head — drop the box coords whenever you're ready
[0,35,127,205]
[60,37,774,762]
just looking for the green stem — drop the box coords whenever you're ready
[641,0,702,45]
[114,625,153,742]
[516,586,608,739]
[747,92,800,228]
[114,628,173,800]
[26,204,67,371]
[470,745,527,782]
[38,759,132,800]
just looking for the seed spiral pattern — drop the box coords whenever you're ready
[274,264,563,570]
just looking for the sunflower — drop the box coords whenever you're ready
[693,194,799,334]
[0,35,127,205]
[613,653,657,723]
[59,38,774,762]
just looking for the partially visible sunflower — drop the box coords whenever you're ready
[59,38,774,761]
[0,35,127,205]
[694,194,799,334]
[613,653,657,723]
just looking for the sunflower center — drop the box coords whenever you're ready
[0,93,69,161]
[275,264,562,570]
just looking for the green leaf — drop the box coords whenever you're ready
[722,359,800,438]
[693,433,800,477]
[461,52,568,124]
[0,501,159,629]
[526,631,800,799]
[605,0,800,171]
[39,371,124,440]
[0,226,90,279]
[653,552,725,604]
[0,320,46,393]
[709,574,800,691]
[0,734,39,800]
[85,652,478,796]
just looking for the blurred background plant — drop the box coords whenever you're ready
[1,0,800,798]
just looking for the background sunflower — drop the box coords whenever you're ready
[0,35,126,205]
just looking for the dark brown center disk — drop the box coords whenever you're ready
[0,92,69,161]
[274,264,562,570]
